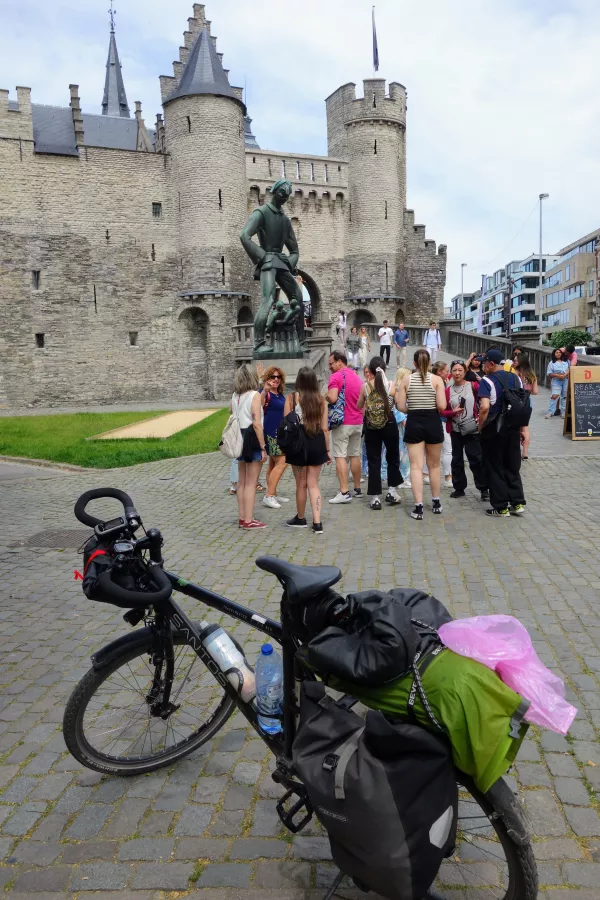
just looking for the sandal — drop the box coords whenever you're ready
[229,486,237,495]
[255,483,266,492]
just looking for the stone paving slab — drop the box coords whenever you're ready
[91,410,220,441]
[1,372,600,897]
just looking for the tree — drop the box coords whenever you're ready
[548,328,592,349]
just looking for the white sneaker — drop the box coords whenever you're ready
[423,475,430,485]
[263,495,281,509]
[276,496,290,503]
[401,480,412,489]
[443,480,453,489]
[329,491,352,504]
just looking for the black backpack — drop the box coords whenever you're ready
[293,682,457,900]
[490,371,531,429]
[276,394,306,461]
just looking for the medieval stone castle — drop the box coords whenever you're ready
[0,4,446,405]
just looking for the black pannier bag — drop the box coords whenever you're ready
[293,682,458,900]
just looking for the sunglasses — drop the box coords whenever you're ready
[269,375,282,380]
[451,360,465,369]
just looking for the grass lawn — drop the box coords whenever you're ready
[0,409,229,468]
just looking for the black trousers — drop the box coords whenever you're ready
[450,431,488,493]
[364,420,402,495]
[480,427,525,510]
[379,344,391,365]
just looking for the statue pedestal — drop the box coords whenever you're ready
[262,356,309,388]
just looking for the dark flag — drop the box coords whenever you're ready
[372,6,379,72]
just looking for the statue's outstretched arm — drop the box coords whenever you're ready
[240,210,265,266]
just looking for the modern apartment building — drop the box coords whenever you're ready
[538,229,599,340]
[450,253,558,336]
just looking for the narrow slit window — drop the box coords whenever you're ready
[324,164,328,182]
[151,244,156,261]
[218,189,222,209]
[32,270,40,289]
[152,202,162,219]
[349,264,352,290]
[129,331,138,346]
[252,156,256,163]
[338,165,342,172]
[281,159,286,177]
[349,202,352,223]
[373,92,377,108]
[268,158,272,175]
[296,161,300,179]
[310,162,314,181]
[385,262,389,291]
[385,201,388,220]
[186,115,191,132]
[221,255,226,285]
[374,140,377,155]
[35,333,45,349]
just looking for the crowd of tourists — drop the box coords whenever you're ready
[226,336,568,530]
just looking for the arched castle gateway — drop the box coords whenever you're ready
[0,3,446,405]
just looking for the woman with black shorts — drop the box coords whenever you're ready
[396,349,447,520]
[283,366,330,535]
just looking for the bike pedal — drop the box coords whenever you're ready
[276,787,313,833]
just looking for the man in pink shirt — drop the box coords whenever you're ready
[326,350,364,503]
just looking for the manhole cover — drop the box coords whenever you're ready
[9,528,93,549]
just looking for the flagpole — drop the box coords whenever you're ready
[372,5,379,75]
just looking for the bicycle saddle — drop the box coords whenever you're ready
[256,556,342,604]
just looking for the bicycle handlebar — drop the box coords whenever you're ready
[74,488,140,529]
[96,564,172,608]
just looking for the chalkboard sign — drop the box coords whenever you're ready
[564,366,600,440]
[574,382,600,437]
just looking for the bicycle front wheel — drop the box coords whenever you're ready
[433,775,538,899]
[63,632,236,775]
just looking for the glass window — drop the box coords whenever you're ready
[565,264,570,281]
[590,280,595,297]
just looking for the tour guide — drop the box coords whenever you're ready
[240,178,306,350]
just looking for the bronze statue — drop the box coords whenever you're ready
[240,179,306,357]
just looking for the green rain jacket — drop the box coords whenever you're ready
[333,648,530,794]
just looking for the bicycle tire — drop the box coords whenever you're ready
[63,633,236,775]
[438,774,538,900]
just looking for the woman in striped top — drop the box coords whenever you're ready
[396,349,447,519]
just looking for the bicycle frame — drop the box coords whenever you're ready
[161,569,301,762]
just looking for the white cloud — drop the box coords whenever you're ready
[1,0,599,302]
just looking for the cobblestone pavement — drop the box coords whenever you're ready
[1,366,600,898]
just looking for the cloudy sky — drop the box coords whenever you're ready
[2,0,599,302]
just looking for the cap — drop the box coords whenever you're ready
[483,349,504,364]
[261,644,273,655]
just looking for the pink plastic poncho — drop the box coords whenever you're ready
[438,615,577,734]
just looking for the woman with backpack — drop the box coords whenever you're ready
[514,353,538,458]
[357,357,402,510]
[231,364,268,529]
[282,367,330,534]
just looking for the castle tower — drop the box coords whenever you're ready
[326,79,407,311]
[161,7,249,396]
[101,11,130,117]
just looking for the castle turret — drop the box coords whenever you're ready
[326,79,406,306]
[162,6,249,396]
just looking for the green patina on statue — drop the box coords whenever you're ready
[240,179,307,358]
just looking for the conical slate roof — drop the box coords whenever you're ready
[102,30,130,117]
[165,26,243,107]
[244,115,259,149]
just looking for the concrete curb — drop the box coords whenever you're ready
[0,454,93,473]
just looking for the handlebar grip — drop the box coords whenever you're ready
[96,566,172,608]
[74,487,138,528]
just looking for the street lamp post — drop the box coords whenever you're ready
[539,193,549,336]
[460,263,467,329]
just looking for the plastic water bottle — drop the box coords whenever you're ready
[200,623,256,702]
[255,643,283,734]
